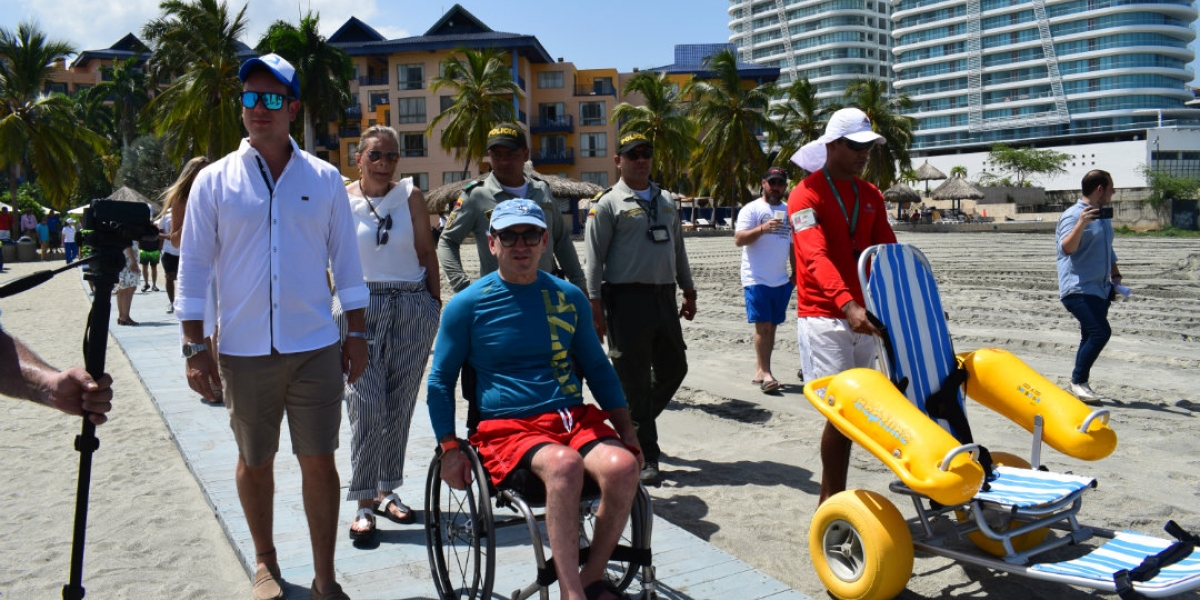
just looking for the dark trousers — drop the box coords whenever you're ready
[604,284,688,463]
[1061,292,1112,385]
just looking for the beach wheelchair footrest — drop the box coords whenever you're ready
[1029,531,1200,597]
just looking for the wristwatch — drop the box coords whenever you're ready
[182,342,208,358]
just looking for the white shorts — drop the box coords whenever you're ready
[797,316,877,379]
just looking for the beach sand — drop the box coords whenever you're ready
[1,229,1197,599]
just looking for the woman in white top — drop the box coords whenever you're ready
[337,125,441,542]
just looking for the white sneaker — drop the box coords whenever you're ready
[1070,382,1101,404]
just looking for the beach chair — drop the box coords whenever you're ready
[801,242,1200,600]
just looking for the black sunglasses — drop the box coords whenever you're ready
[366,150,400,163]
[376,214,392,246]
[240,91,290,111]
[840,137,875,152]
[491,228,544,248]
[623,149,653,161]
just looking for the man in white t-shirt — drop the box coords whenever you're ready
[734,166,794,393]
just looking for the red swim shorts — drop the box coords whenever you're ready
[470,404,629,486]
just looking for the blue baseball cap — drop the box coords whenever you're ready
[490,199,546,231]
[238,53,300,99]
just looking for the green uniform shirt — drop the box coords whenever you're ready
[584,178,694,299]
[436,173,585,292]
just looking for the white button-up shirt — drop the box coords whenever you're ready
[176,138,369,357]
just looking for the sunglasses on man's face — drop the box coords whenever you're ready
[492,228,544,248]
[623,149,653,161]
[241,91,290,111]
[840,137,875,152]
[366,150,400,163]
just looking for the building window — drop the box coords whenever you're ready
[397,64,424,90]
[443,171,468,185]
[580,101,606,126]
[538,71,563,89]
[581,171,608,187]
[401,133,427,157]
[539,102,565,121]
[581,133,607,158]
[397,98,426,124]
[401,172,429,191]
[440,95,454,114]
[347,142,359,167]
[368,91,389,110]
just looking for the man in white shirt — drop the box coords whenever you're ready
[734,167,794,393]
[175,54,368,600]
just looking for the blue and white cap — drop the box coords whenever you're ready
[489,199,546,230]
[238,53,300,98]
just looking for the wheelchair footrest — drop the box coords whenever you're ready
[1030,532,1200,594]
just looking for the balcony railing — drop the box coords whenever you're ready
[532,147,575,166]
[338,126,361,138]
[519,110,527,125]
[531,115,574,134]
[344,105,362,119]
[358,75,389,86]
[516,75,526,91]
[575,83,617,97]
[317,135,340,150]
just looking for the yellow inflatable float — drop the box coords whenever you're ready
[805,368,985,506]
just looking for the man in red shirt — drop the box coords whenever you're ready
[787,107,897,505]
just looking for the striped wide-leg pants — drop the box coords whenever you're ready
[334,280,440,500]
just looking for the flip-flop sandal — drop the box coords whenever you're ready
[373,492,417,524]
[348,507,376,541]
[761,379,782,393]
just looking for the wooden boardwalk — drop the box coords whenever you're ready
[109,292,810,600]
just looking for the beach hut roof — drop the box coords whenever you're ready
[425,162,602,213]
[930,175,985,200]
[915,160,947,181]
[883,182,921,204]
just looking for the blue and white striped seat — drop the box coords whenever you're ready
[975,466,1096,509]
[1031,532,1200,588]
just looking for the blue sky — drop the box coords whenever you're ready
[1,0,1197,84]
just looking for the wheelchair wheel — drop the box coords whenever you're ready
[579,484,652,593]
[954,451,1049,557]
[809,490,913,600]
[425,443,495,600]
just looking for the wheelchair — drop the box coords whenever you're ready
[424,393,657,600]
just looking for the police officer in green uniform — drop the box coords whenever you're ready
[437,122,585,293]
[585,132,697,485]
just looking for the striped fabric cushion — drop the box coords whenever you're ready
[974,466,1096,508]
[1030,531,1200,586]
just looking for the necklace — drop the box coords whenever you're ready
[359,180,389,221]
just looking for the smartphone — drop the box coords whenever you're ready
[1097,206,1113,219]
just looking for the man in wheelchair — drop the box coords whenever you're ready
[427,199,643,600]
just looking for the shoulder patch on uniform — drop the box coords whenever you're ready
[463,180,482,192]
[592,187,612,201]
[587,207,597,219]
[791,208,817,232]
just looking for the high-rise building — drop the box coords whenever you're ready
[892,0,1200,153]
[727,0,894,98]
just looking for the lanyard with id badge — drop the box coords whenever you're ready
[637,192,669,243]
[822,169,861,259]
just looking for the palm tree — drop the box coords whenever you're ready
[769,78,828,175]
[427,47,522,177]
[0,21,108,209]
[688,48,780,207]
[611,71,697,190]
[842,78,916,190]
[92,57,151,151]
[256,11,353,154]
[142,0,248,162]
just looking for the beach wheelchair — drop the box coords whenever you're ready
[802,242,1200,600]
[424,370,657,600]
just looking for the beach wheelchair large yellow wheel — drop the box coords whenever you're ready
[954,451,1049,557]
[809,490,913,600]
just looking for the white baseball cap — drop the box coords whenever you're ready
[790,108,885,172]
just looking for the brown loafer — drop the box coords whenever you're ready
[311,579,351,600]
[252,565,284,600]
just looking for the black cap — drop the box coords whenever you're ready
[617,132,651,155]
[764,167,787,182]
[486,123,527,150]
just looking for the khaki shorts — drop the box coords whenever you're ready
[218,343,344,466]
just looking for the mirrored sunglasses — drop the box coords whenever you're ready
[240,91,289,111]
[493,228,544,248]
[366,150,401,163]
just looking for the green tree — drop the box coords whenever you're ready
[950,165,968,179]
[769,78,828,176]
[92,57,151,151]
[142,0,248,162]
[688,48,780,206]
[115,135,178,202]
[981,143,1069,187]
[0,21,108,209]
[611,71,697,190]
[842,78,915,190]
[1140,165,1200,216]
[256,11,353,153]
[427,47,522,177]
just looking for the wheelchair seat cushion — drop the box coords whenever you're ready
[974,466,1096,508]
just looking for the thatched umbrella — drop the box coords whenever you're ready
[883,182,920,204]
[425,162,603,213]
[107,185,161,214]
[931,174,984,215]
[914,160,948,196]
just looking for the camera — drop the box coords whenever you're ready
[1097,206,1113,219]
[79,199,159,282]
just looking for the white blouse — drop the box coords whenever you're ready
[349,177,425,283]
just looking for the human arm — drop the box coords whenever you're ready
[326,179,369,382]
[181,319,222,402]
[1058,205,1097,256]
[543,192,587,291]
[427,293,473,489]
[671,199,696,319]
[583,199,613,339]
[436,195,477,292]
[733,204,785,247]
[0,329,113,425]
[790,187,859,312]
[408,189,442,306]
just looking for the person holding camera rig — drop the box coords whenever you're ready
[0,325,113,424]
[1056,169,1122,404]
[584,132,696,487]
